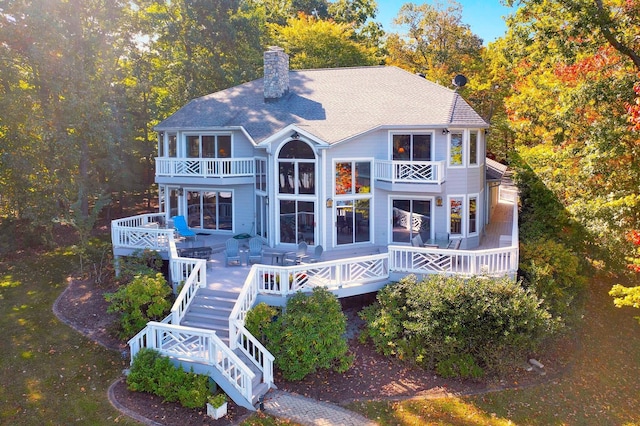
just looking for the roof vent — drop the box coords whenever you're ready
[452,74,468,90]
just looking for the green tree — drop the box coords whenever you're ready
[386,1,483,85]
[270,12,378,69]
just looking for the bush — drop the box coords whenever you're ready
[105,272,172,339]
[519,237,587,322]
[250,287,353,381]
[127,348,210,409]
[244,302,279,342]
[117,249,163,284]
[360,274,559,376]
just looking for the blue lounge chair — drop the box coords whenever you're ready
[172,215,196,240]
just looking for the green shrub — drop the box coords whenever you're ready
[105,272,172,339]
[244,302,279,342]
[127,348,210,409]
[360,274,559,376]
[436,354,484,379]
[117,249,163,284]
[257,287,353,381]
[519,237,587,322]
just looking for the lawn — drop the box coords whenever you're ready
[0,248,138,425]
[348,272,640,425]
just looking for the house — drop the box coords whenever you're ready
[113,47,517,411]
[151,46,493,251]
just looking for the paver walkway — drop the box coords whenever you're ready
[262,390,378,426]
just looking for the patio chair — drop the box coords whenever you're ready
[247,237,264,264]
[224,238,241,266]
[411,234,425,247]
[171,215,196,241]
[283,241,307,265]
[303,245,323,263]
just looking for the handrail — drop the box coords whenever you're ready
[170,258,206,324]
[375,160,445,184]
[127,321,256,403]
[155,157,255,178]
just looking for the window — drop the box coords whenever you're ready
[185,134,231,158]
[278,140,315,195]
[469,196,477,234]
[187,190,233,230]
[392,134,432,161]
[280,200,314,245]
[335,161,371,195]
[469,131,478,166]
[449,132,463,166]
[449,196,464,235]
[255,158,267,192]
[392,199,431,243]
[168,133,177,157]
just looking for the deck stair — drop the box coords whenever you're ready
[177,287,270,408]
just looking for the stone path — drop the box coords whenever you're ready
[262,390,378,426]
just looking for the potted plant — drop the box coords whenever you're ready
[206,393,227,419]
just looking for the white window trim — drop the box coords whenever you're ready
[389,195,436,244]
[182,132,233,158]
[467,193,479,237]
[332,158,374,199]
[447,194,466,237]
[388,131,436,161]
[447,130,465,168]
[468,130,480,168]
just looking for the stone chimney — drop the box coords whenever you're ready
[264,46,289,102]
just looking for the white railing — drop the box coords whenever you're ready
[375,160,445,184]
[170,258,207,324]
[111,213,172,251]
[128,322,256,403]
[389,245,518,277]
[155,157,255,178]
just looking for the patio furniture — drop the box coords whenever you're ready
[283,241,307,265]
[247,237,264,264]
[224,238,242,266]
[178,246,212,260]
[303,245,323,263]
[172,215,196,241]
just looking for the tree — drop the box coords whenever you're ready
[386,1,483,85]
[270,13,378,69]
[609,230,640,324]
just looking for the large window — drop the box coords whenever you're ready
[187,190,233,230]
[392,199,432,243]
[278,140,316,244]
[335,161,371,245]
[278,140,315,195]
[280,200,314,244]
[186,134,231,158]
[392,134,432,161]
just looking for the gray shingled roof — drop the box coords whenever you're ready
[155,66,488,144]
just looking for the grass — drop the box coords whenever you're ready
[0,248,138,425]
[347,273,640,425]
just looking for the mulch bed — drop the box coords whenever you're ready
[55,276,569,425]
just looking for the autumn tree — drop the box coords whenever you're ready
[499,0,640,263]
[269,12,379,69]
[386,1,483,85]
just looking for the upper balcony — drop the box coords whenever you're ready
[155,157,255,185]
[374,160,445,192]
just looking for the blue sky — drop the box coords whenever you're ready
[375,1,515,45]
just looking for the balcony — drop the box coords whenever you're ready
[155,157,255,184]
[374,160,445,191]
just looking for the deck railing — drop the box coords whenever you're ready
[375,160,445,184]
[111,213,172,251]
[155,157,255,178]
[128,322,255,403]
